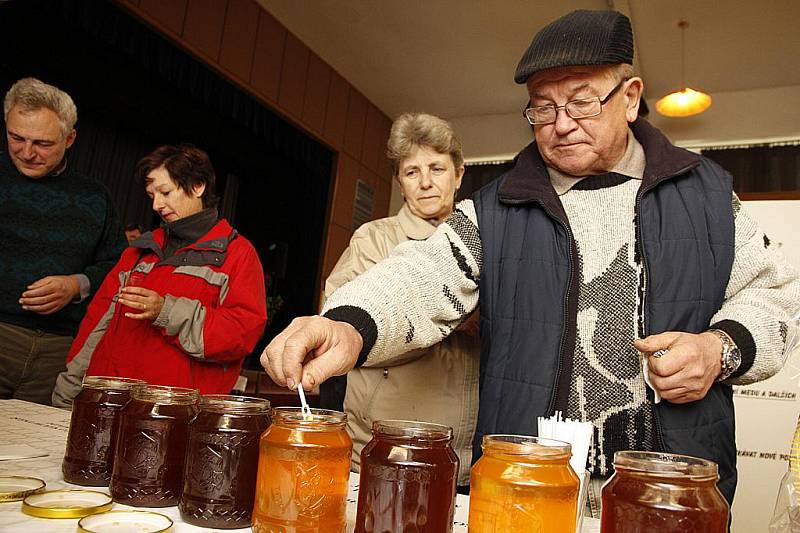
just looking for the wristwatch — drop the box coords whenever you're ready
[708,329,742,382]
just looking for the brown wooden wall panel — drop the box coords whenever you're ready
[330,154,359,229]
[322,71,349,150]
[120,0,141,7]
[358,163,377,192]
[139,0,187,35]
[361,104,384,173]
[302,53,331,135]
[250,10,286,103]
[375,175,393,219]
[277,33,309,119]
[219,0,260,81]
[377,116,393,181]
[182,0,227,61]
[342,89,367,160]
[321,223,352,282]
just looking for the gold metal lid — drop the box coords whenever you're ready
[21,489,112,519]
[78,510,173,533]
[0,476,45,502]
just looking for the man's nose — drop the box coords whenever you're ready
[20,142,35,159]
[553,107,578,134]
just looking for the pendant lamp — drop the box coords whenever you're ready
[655,20,712,118]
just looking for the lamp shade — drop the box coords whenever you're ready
[655,88,712,117]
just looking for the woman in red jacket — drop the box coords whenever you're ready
[52,144,267,407]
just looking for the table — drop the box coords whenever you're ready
[0,399,599,532]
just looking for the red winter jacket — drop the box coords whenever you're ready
[53,219,266,404]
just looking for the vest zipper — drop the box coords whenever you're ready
[634,162,697,453]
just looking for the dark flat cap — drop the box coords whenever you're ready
[514,10,633,84]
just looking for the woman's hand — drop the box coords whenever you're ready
[118,286,165,321]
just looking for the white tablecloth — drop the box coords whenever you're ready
[0,399,599,532]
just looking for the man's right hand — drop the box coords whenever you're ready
[261,316,363,391]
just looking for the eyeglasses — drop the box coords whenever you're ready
[522,79,628,125]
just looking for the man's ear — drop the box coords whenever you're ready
[624,77,644,122]
[64,129,77,149]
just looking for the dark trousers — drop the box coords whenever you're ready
[0,321,72,406]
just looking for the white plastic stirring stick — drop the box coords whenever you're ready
[297,384,312,417]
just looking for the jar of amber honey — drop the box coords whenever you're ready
[601,451,729,532]
[110,385,199,507]
[252,407,352,533]
[179,395,271,529]
[355,420,458,533]
[469,435,579,533]
[62,376,146,486]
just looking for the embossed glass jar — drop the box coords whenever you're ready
[469,435,579,533]
[355,420,458,533]
[110,385,199,507]
[62,376,146,486]
[252,407,352,533]
[601,451,729,532]
[179,395,271,529]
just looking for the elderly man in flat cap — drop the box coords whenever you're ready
[260,9,800,514]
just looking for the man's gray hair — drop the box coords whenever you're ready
[4,77,78,137]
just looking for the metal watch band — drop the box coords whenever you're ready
[708,328,742,382]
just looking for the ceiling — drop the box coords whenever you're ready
[257,0,800,121]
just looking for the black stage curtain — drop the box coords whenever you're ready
[0,0,334,357]
[701,145,800,194]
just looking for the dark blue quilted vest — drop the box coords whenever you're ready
[472,119,738,504]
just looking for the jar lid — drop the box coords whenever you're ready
[0,476,45,502]
[613,450,719,480]
[78,510,173,533]
[373,420,453,441]
[21,489,113,518]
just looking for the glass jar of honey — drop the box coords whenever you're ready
[179,395,271,529]
[252,407,352,533]
[355,420,458,533]
[469,434,579,533]
[62,376,146,486]
[601,450,729,532]
[110,385,199,507]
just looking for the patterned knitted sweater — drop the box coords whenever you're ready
[0,151,126,336]
[323,135,800,475]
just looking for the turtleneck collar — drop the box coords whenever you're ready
[162,208,219,256]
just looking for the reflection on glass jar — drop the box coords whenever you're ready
[355,420,458,533]
[110,385,199,507]
[469,435,579,533]
[62,376,146,486]
[601,450,729,532]
[252,407,352,533]
[179,395,271,529]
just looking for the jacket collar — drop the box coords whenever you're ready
[134,218,235,259]
[497,119,702,211]
[397,202,438,240]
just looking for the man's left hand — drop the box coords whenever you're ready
[117,287,165,321]
[634,331,723,404]
[20,275,81,315]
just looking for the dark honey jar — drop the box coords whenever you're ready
[179,394,271,529]
[355,420,459,533]
[110,385,199,507]
[601,450,729,532]
[62,376,146,486]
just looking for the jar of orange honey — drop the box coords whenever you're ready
[468,434,579,532]
[252,407,352,533]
